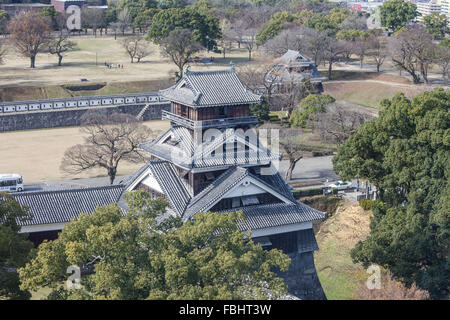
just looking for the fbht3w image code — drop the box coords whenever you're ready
[223,305,272,315]
[178,304,272,317]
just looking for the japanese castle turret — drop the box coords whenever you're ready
[125,65,326,299]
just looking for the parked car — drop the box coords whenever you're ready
[328,181,353,191]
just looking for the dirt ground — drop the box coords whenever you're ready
[314,199,372,299]
[0,120,170,183]
[0,36,252,88]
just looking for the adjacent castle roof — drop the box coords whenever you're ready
[12,185,125,226]
[267,50,326,84]
[159,67,261,108]
[139,126,279,170]
[125,161,325,227]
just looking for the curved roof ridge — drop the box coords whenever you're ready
[12,184,125,197]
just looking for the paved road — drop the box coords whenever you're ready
[22,156,339,192]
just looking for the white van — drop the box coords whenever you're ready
[0,174,24,192]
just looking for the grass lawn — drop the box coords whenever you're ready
[313,199,372,300]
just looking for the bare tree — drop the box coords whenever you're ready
[242,28,258,61]
[279,127,329,181]
[0,39,6,65]
[135,43,152,63]
[159,28,202,80]
[368,36,387,72]
[121,35,151,63]
[262,28,303,57]
[301,27,329,67]
[228,19,245,49]
[323,38,347,80]
[7,11,51,68]
[237,60,277,105]
[61,112,152,184]
[339,15,368,31]
[434,45,450,84]
[81,8,104,37]
[47,29,77,66]
[312,103,373,145]
[117,8,131,36]
[219,20,234,59]
[389,26,436,84]
[355,272,429,300]
[354,37,371,68]
[110,22,120,40]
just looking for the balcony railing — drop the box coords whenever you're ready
[162,110,258,129]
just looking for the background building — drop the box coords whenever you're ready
[0,3,53,17]
[417,0,442,21]
[51,0,86,13]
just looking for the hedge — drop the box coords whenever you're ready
[291,187,324,198]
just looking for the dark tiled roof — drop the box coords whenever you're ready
[183,167,299,220]
[148,161,191,215]
[120,163,151,190]
[140,127,279,170]
[259,172,296,202]
[184,167,249,219]
[12,185,125,226]
[160,68,261,107]
[219,202,325,231]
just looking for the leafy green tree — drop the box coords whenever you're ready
[158,0,187,9]
[440,37,450,48]
[19,191,290,300]
[333,89,450,299]
[159,28,203,80]
[40,7,59,30]
[250,97,270,123]
[380,0,418,31]
[0,193,34,300]
[423,13,449,40]
[306,8,352,35]
[147,7,221,50]
[133,8,159,33]
[336,29,369,42]
[290,94,335,127]
[256,11,298,46]
[0,10,9,35]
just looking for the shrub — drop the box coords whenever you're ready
[291,187,324,198]
[359,199,374,210]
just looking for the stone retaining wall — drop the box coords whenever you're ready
[0,103,170,132]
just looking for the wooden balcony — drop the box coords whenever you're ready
[162,110,258,129]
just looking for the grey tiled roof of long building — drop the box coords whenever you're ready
[219,202,325,231]
[160,68,261,107]
[11,185,125,226]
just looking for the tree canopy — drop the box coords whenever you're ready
[423,13,449,40]
[289,94,335,128]
[332,89,450,299]
[0,193,34,300]
[379,0,418,31]
[19,191,291,300]
[147,7,221,50]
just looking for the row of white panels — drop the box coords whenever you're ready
[0,95,167,113]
